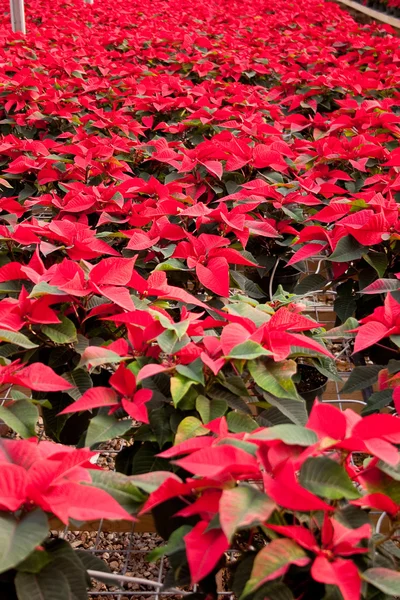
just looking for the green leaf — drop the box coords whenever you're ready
[261,394,308,426]
[157,330,190,354]
[153,312,190,339]
[361,389,393,416]
[388,359,400,375]
[176,359,205,385]
[149,406,173,447]
[0,280,23,295]
[249,424,317,446]
[222,375,250,397]
[341,365,382,393]
[334,294,356,322]
[88,471,145,513]
[230,271,266,299]
[28,282,68,298]
[170,374,196,407]
[313,356,342,384]
[316,317,358,339]
[375,536,400,561]
[0,342,19,357]
[0,511,48,574]
[148,525,191,562]
[218,438,258,455]
[42,315,77,344]
[226,412,258,433]
[45,540,87,600]
[15,565,73,600]
[255,582,294,600]
[174,416,209,445]
[220,485,275,542]
[0,400,38,438]
[62,369,93,401]
[208,385,252,414]
[129,443,170,475]
[75,549,111,574]
[377,460,400,481]
[73,334,89,355]
[328,235,364,262]
[127,471,178,493]
[196,395,227,424]
[85,414,132,448]
[249,359,300,401]
[241,539,308,598]
[299,457,361,500]
[16,550,51,574]
[226,301,272,328]
[0,329,38,349]
[335,505,370,530]
[154,259,188,271]
[294,274,326,295]
[362,568,400,595]
[232,555,256,598]
[363,252,388,278]
[390,334,400,349]
[227,340,271,360]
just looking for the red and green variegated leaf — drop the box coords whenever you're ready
[361,278,400,294]
[78,346,125,369]
[220,485,275,541]
[362,567,400,596]
[241,538,309,598]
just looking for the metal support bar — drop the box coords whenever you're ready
[87,570,190,595]
[10,0,26,34]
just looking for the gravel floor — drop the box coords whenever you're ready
[56,528,169,599]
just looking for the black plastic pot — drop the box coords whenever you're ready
[296,364,328,413]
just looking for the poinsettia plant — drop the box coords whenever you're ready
[0,284,338,456]
[0,438,142,600]
[0,0,400,597]
[135,403,400,600]
[0,0,398,449]
[51,298,338,467]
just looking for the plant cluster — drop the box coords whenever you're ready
[0,437,137,599]
[0,0,399,597]
[136,403,400,600]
